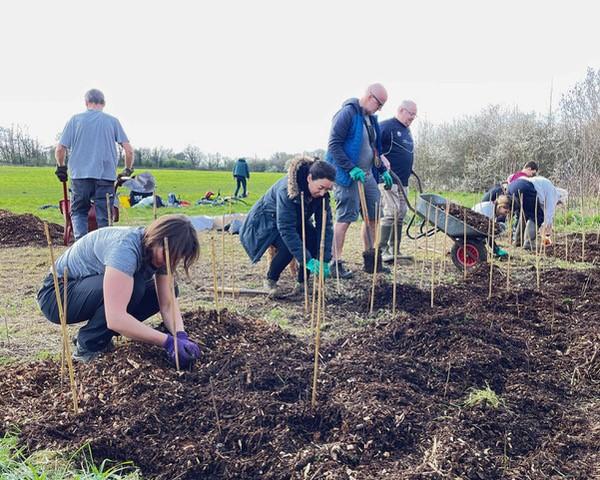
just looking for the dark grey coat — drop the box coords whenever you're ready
[240,157,333,264]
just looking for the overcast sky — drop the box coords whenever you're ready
[1,0,599,158]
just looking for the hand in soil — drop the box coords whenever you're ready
[163,331,201,368]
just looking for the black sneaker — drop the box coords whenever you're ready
[72,337,113,363]
[331,260,353,279]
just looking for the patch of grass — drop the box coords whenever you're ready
[463,383,503,409]
[266,307,290,328]
[35,350,60,361]
[0,431,141,479]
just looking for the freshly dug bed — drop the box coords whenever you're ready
[0,209,63,248]
[1,266,599,479]
[546,232,600,264]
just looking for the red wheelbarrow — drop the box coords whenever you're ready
[59,181,120,245]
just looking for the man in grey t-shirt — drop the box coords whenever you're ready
[55,89,134,240]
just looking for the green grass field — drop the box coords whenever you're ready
[0,166,284,225]
[0,166,486,225]
[2,166,597,231]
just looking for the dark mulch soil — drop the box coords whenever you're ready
[0,209,63,248]
[444,202,502,235]
[546,232,600,264]
[1,266,600,478]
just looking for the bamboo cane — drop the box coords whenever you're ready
[106,193,113,227]
[311,200,327,408]
[369,203,381,315]
[535,196,540,290]
[463,206,467,280]
[163,237,180,371]
[488,209,496,300]
[153,190,157,220]
[582,231,586,262]
[392,208,398,316]
[506,194,515,291]
[229,204,235,300]
[420,203,431,288]
[413,189,419,278]
[210,235,220,321]
[431,206,437,307]
[440,199,449,282]
[61,268,68,385]
[44,223,78,413]
[300,192,309,313]
[519,193,525,248]
[221,214,226,303]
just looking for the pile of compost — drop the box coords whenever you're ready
[0,209,63,248]
[1,267,599,479]
[442,202,503,235]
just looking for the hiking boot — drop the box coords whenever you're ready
[263,279,285,299]
[330,260,353,279]
[72,337,113,363]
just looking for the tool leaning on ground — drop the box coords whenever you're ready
[397,170,504,271]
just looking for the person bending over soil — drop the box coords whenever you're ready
[240,157,335,298]
[37,214,201,367]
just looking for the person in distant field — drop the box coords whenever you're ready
[55,89,134,240]
[37,215,201,367]
[326,83,392,278]
[233,157,250,198]
[507,161,538,184]
[240,157,335,299]
[508,176,567,249]
[378,100,417,263]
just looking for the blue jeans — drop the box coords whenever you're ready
[70,179,114,240]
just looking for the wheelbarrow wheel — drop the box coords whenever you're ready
[450,240,487,271]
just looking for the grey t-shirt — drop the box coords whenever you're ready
[358,116,374,172]
[53,227,148,279]
[59,109,129,181]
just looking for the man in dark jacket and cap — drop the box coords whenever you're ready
[240,156,335,298]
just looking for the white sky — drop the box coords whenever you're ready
[1,0,599,158]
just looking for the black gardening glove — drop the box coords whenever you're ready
[55,165,68,182]
[116,167,134,186]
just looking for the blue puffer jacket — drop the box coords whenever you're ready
[325,98,385,187]
[240,156,333,264]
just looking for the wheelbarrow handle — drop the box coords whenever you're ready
[388,170,423,213]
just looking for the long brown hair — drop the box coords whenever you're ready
[142,214,200,276]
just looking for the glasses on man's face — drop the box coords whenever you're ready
[403,108,417,118]
[369,91,384,109]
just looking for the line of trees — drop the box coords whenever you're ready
[2,68,600,197]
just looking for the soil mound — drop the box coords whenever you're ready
[546,233,600,263]
[0,209,63,248]
[1,267,600,479]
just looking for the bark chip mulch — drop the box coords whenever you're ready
[1,266,600,479]
[0,209,63,248]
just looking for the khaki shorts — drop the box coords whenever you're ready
[378,184,408,227]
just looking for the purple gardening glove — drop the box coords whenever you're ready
[163,331,201,368]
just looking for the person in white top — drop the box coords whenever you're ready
[472,195,511,257]
[473,195,511,221]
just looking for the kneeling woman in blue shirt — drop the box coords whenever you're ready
[37,214,200,367]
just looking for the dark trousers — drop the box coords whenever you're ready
[234,176,247,197]
[508,179,544,226]
[37,271,173,352]
[71,178,115,240]
[267,224,319,283]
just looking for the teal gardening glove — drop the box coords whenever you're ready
[382,171,393,190]
[349,167,366,183]
[306,258,331,279]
